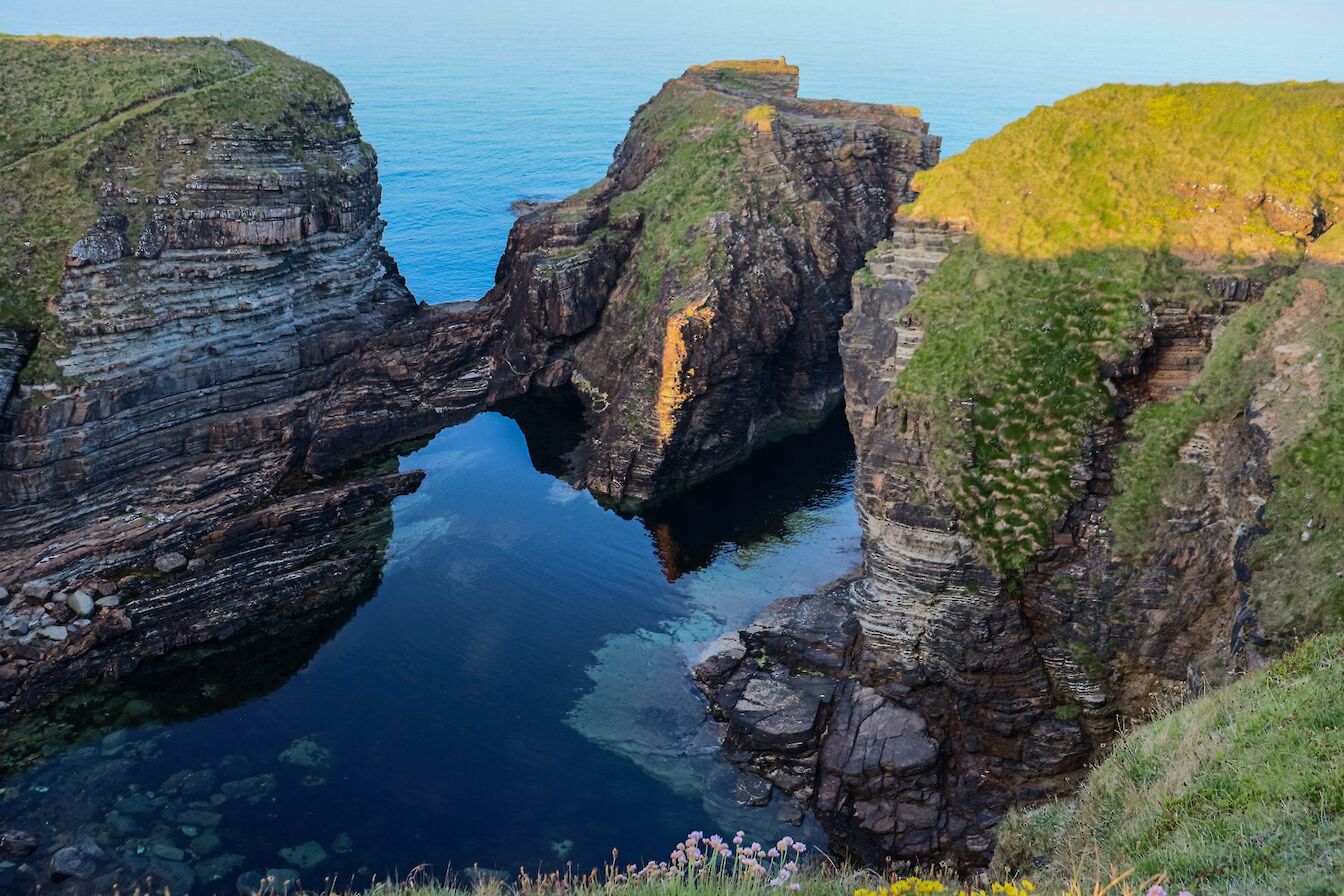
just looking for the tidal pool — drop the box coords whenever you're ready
[0,404,860,893]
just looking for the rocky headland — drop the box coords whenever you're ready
[0,47,936,725]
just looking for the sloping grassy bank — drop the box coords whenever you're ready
[994,635,1344,895]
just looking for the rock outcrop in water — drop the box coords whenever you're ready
[0,37,487,715]
[478,59,940,505]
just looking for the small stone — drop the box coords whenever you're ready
[115,793,155,816]
[278,841,327,870]
[154,553,188,574]
[21,580,52,602]
[146,857,195,894]
[190,831,222,855]
[95,595,121,609]
[220,774,275,799]
[101,729,129,756]
[150,843,185,862]
[278,737,330,769]
[93,580,118,597]
[38,625,68,641]
[179,768,219,799]
[734,772,773,807]
[50,845,96,881]
[123,698,154,719]
[105,812,139,837]
[196,853,245,883]
[0,586,8,601]
[775,798,805,826]
[0,829,37,859]
[66,590,95,616]
[176,809,222,828]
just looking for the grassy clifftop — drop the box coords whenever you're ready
[0,35,360,380]
[904,82,1344,261]
[885,81,1343,574]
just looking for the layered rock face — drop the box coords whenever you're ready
[697,226,1280,867]
[480,60,940,505]
[1,51,939,716]
[0,40,494,713]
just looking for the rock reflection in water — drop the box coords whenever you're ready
[0,405,859,895]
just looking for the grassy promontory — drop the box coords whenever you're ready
[885,82,1344,575]
[0,34,360,380]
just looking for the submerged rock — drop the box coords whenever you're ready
[278,737,331,769]
[0,829,37,859]
[278,840,327,870]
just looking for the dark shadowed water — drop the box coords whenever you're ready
[3,1,1343,892]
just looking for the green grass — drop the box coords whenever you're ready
[0,35,359,381]
[601,80,764,319]
[890,240,1206,572]
[995,635,1344,895]
[0,34,250,167]
[888,81,1344,574]
[904,82,1344,261]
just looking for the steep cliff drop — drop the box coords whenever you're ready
[697,82,1344,868]
[470,59,940,506]
[0,46,939,719]
[0,37,493,714]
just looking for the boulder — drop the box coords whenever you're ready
[0,829,37,859]
[154,553,188,574]
[67,590,95,616]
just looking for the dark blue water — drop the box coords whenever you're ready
[3,2,1343,892]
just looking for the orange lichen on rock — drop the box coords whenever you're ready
[655,297,714,444]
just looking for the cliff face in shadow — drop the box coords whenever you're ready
[475,59,939,506]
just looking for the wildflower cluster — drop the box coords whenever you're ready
[855,877,949,896]
[614,831,810,890]
[955,880,1035,896]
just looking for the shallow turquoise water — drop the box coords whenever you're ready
[3,2,1343,891]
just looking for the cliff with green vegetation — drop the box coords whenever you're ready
[0,34,457,722]
[699,81,1344,871]
[481,58,940,505]
[0,35,363,381]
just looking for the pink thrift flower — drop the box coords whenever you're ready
[1147,886,1167,896]
[768,848,780,858]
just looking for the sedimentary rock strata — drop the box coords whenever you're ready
[478,59,940,505]
[696,225,1288,866]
